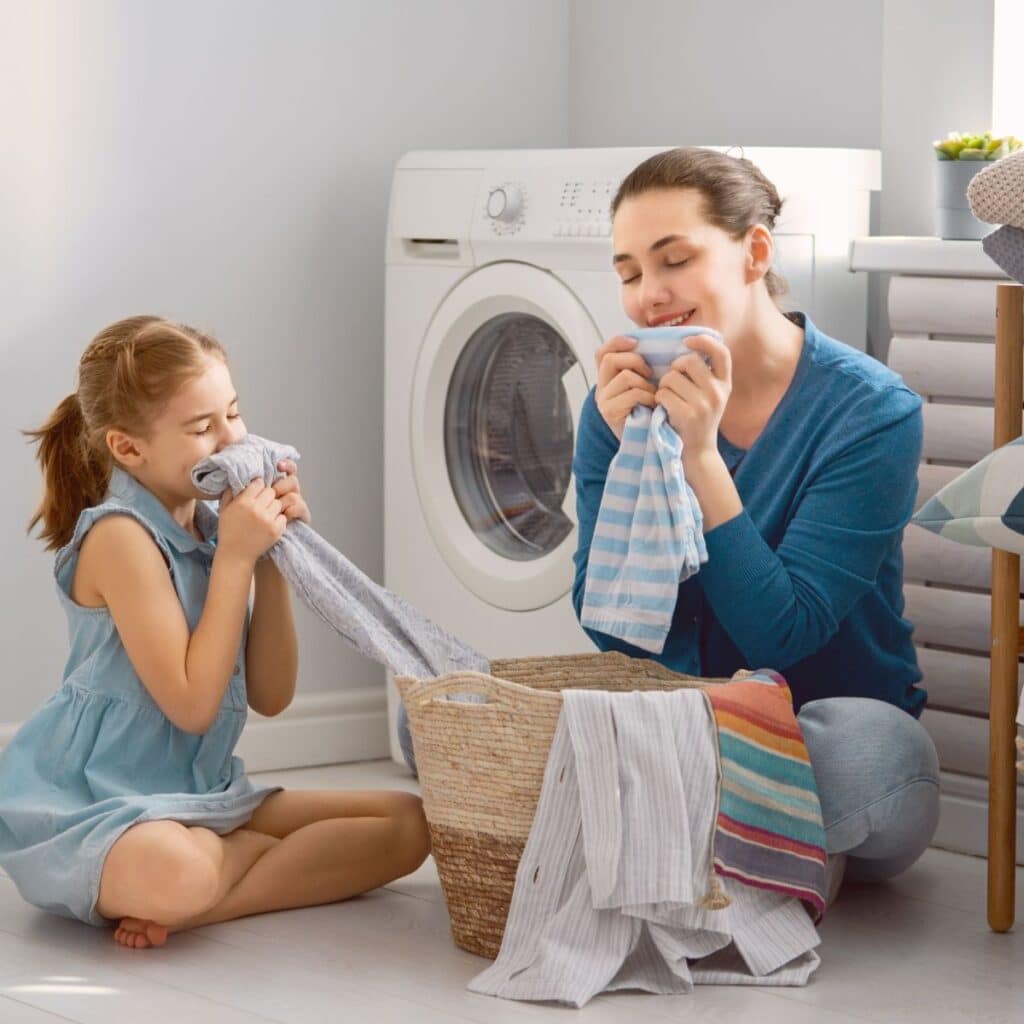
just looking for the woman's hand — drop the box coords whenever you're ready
[271,459,311,525]
[216,479,287,566]
[594,336,656,441]
[655,333,732,460]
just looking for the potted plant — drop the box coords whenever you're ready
[933,132,1022,239]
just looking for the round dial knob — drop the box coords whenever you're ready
[486,185,523,223]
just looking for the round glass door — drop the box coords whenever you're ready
[445,312,576,562]
[411,262,599,611]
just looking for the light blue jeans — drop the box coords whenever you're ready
[798,697,940,881]
[397,694,941,883]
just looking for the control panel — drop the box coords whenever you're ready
[555,177,616,237]
[481,174,619,240]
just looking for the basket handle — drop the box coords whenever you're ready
[395,671,533,711]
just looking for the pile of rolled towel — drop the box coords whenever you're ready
[968,150,1024,282]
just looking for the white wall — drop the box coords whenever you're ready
[0,0,569,727]
[567,0,995,358]
[568,0,884,149]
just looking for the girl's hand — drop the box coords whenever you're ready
[656,333,733,459]
[271,459,311,524]
[594,336,656,441]
[217,479,287,565]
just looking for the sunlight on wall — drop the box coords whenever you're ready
[992,0,1023,137]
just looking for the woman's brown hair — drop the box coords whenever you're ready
[24,316,227,551]
[612,147,788,297]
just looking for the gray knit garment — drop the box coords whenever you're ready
[983,225,1024,285]
[191,433,489,772]
[967,150,1024,229]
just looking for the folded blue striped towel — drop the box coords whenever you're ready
[580,326,720,653]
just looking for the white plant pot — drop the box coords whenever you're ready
[934,160,990,240]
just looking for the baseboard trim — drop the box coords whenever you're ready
[237,687,389,772]
[933,769,1024,863]
[0,687,390,775]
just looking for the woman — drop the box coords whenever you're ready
[573,148,940,888]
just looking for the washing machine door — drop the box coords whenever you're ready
[411,262,600,611]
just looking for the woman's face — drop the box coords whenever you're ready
[611,187,757,338]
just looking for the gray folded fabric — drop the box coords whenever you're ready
[982,225,1024,285]
[191,433,489,772]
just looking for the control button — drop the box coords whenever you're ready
[600,222,612,236]
[569,223,580,237]
[486,185,524,223]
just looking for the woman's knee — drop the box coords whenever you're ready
[98,820,222,922]
[797,698,940,860]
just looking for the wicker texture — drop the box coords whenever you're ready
[967,150,1024,228]
[395,651,731,958]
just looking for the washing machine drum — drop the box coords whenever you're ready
[445,311,575,561]
[411,262,599,611]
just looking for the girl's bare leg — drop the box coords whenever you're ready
[101,823,280,948]
[108,789,429,947]
[169,789,430,932]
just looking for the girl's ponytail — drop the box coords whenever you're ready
[24,392,110,552]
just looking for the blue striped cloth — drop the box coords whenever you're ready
[580,326,721,654]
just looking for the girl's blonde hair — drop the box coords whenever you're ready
[24,316,227,552]
[612,147,788,298]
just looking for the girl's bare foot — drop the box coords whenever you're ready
[114,918,168,949]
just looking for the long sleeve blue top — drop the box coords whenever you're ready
[571,313,926,717]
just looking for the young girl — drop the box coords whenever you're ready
[0,315,430,949]
[574,148,941,887]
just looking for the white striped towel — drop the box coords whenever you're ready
[580,326,720,654]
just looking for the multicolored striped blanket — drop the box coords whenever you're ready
[705,669,828,918]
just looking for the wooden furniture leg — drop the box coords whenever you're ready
[988,283,1023,933]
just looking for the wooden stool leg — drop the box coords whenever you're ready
[988,283,1023,933]
[989,549,1018,932]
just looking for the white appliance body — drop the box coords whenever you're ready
[384,147,880,763]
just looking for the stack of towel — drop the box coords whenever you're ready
[580,326,718,654]
[968,151,1024,282]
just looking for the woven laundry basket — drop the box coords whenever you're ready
[394,650,731,959]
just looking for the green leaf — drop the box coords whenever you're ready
[959,148,987,160]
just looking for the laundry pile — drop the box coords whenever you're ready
[968,150,1024,283]
[469,671,827,1007]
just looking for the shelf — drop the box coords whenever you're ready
[849,236,1009,279]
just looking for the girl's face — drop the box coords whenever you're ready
[611,187,761,338]
[129,357,247,500]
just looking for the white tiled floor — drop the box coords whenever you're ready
[0,760,1020,1022]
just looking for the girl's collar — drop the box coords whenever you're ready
[106,466,218,554]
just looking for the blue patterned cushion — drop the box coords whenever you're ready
[912,436,1024,553]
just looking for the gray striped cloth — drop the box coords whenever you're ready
[190,434,490,692]
[468,688,820,1007]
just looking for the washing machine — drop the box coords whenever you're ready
[383,146,880,763]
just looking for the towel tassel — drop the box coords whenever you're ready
[699,869,732,911]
